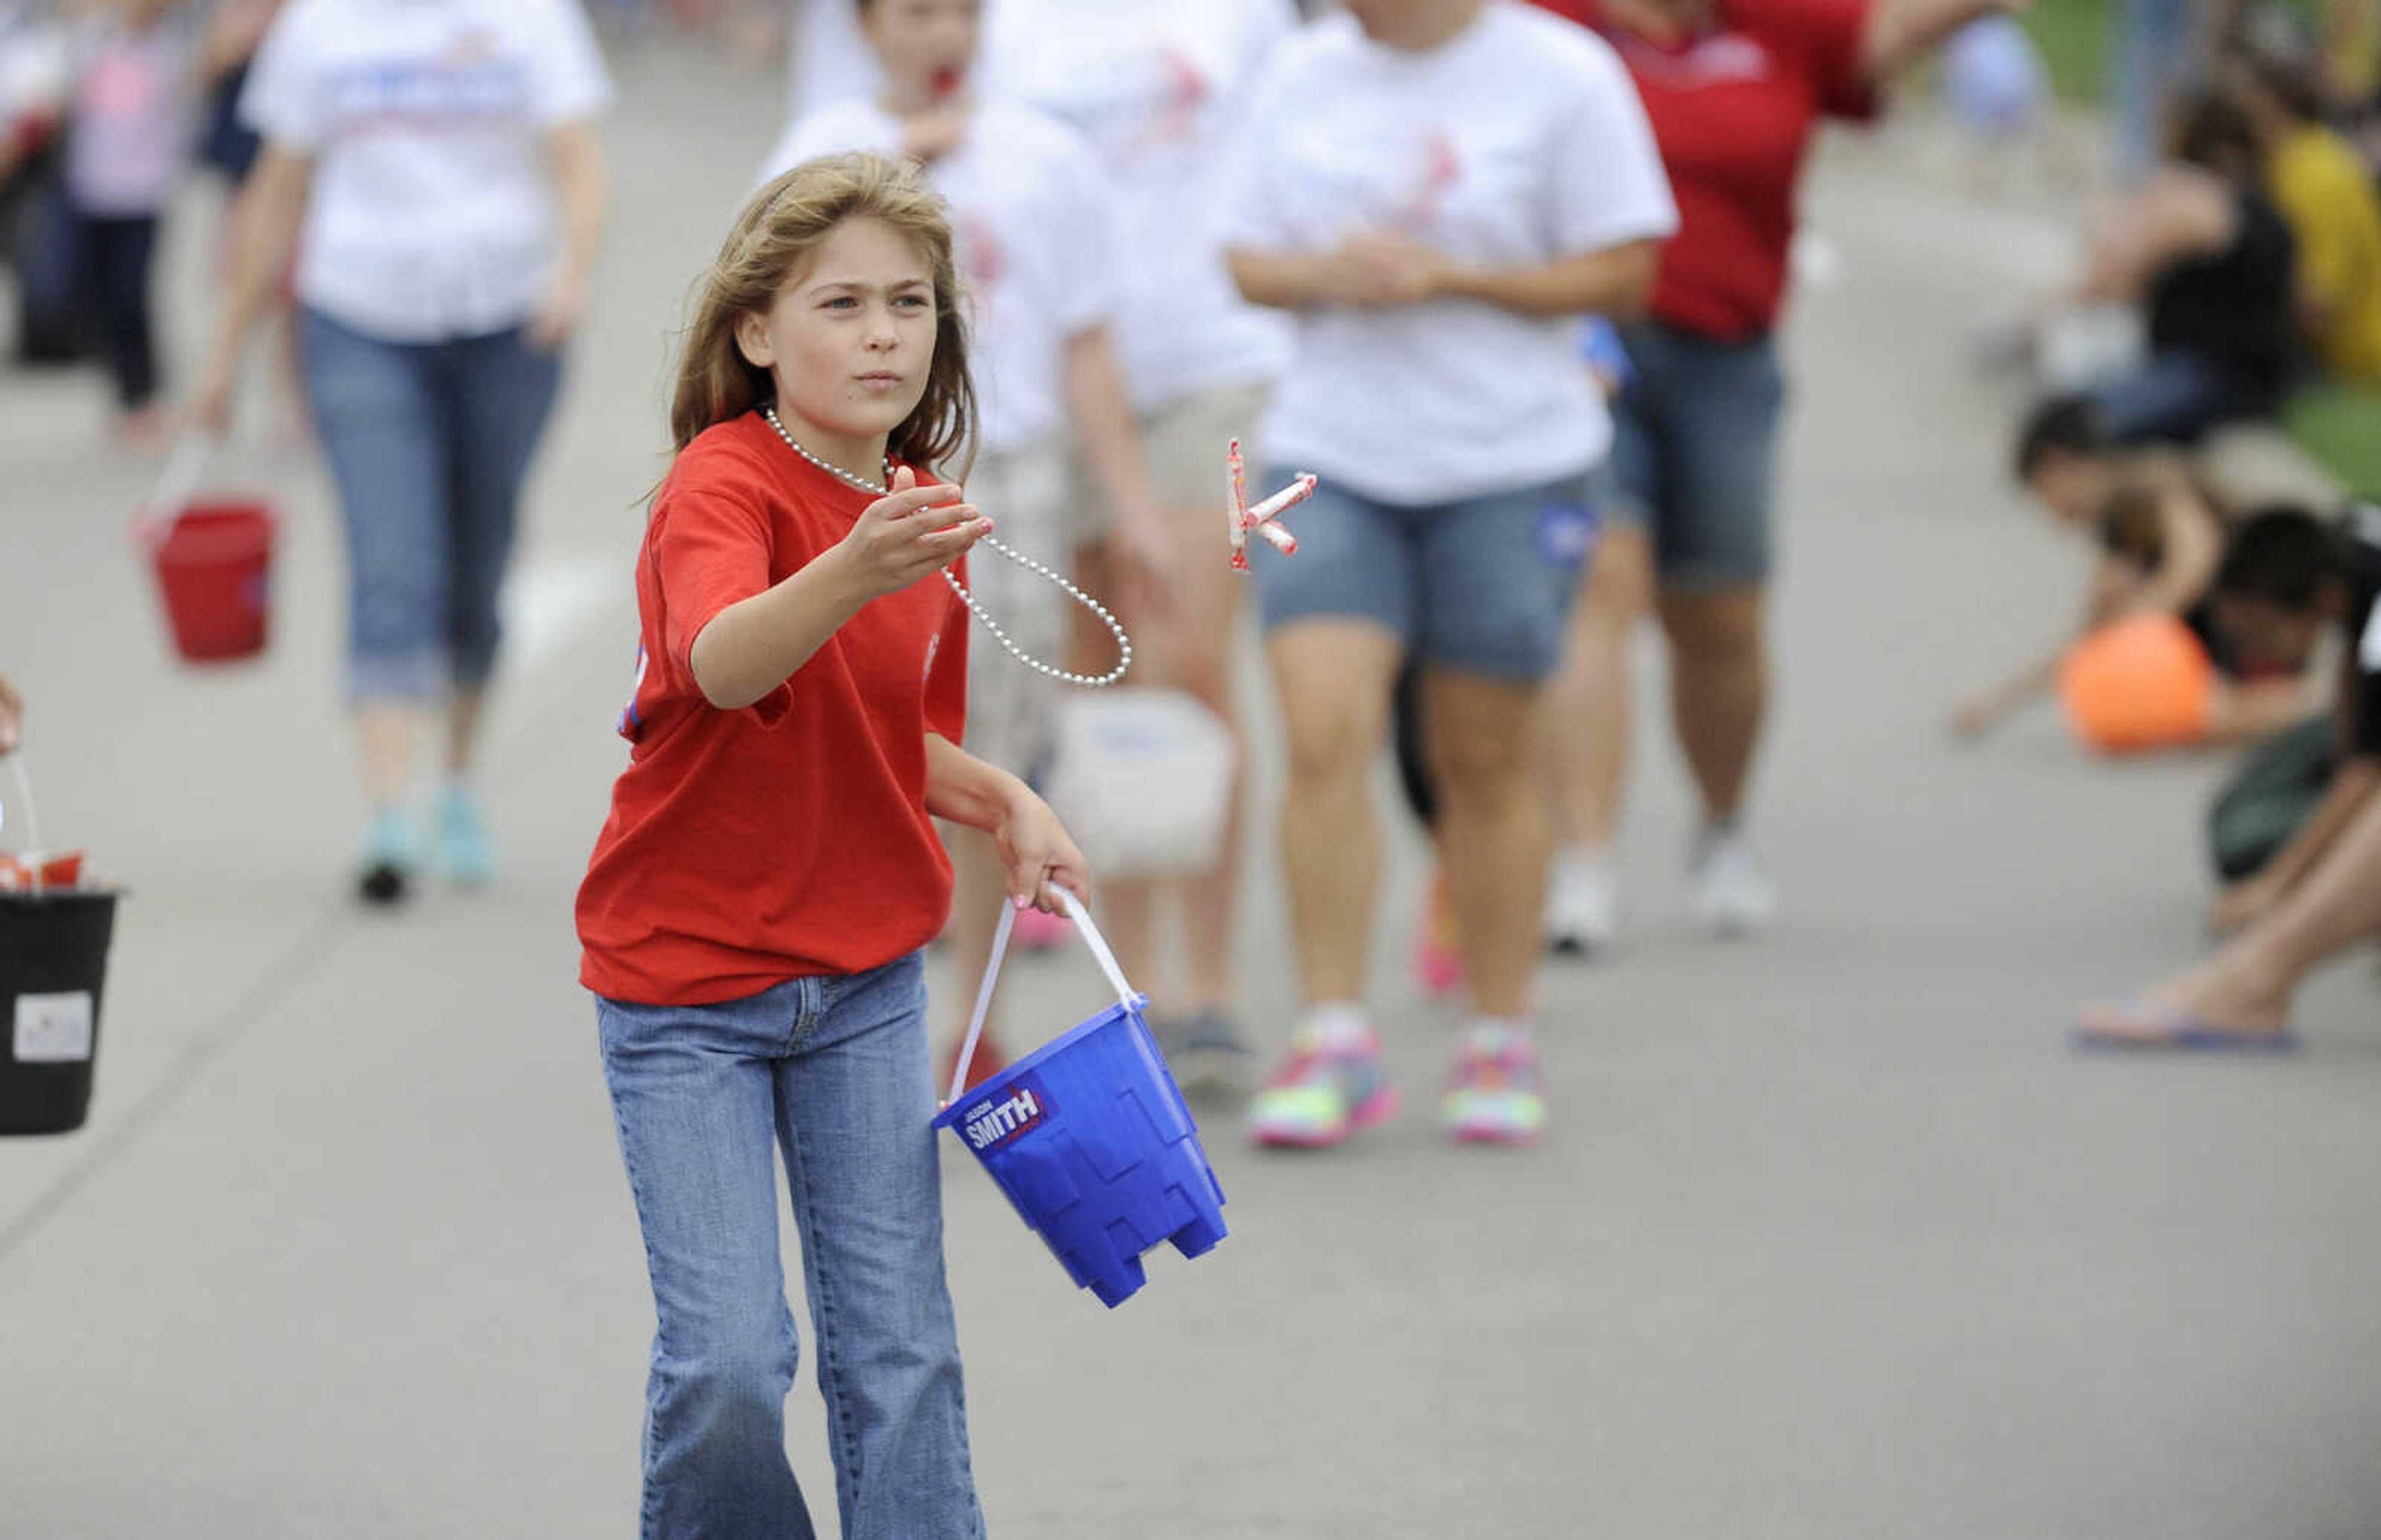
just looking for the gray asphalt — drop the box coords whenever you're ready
[2,37,2376,1540]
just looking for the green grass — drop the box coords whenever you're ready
[2282,383,2381,495]
[2017,0,2333,104]
[2023,0,2115,105]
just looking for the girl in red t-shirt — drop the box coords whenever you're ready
[575,153,1088,1539]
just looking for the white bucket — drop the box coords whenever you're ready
[1045,688,1235,880]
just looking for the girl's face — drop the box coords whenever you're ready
[736,215,939,450]
[860,0,982,100]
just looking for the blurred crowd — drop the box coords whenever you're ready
[1,0,2376,1086]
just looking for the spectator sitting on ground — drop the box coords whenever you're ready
[2222,42,2381,386]
[2079,498,2381,1048]
[2061,89,2300,445]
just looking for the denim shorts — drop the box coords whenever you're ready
[1247,466,1603,682]
[1607,321,1786,590]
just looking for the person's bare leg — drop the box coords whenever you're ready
[2087,787,2381,1035]
[1060,537,1167,989]
[1267,622,1403,1008]
[446,687,487,776]
[1542,523,1652,847]
[1658,586,1767,823]
[1426,671,1550,1019]
[1158,505,1246,1016]
[357,703,419,809]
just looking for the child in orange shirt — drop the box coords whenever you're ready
[576,152,1088,1540]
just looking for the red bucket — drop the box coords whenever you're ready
[144,499,277,663]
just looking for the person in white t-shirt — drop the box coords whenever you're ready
[1223,0,1676,1148]
[977,0,1297,1085]
[761,0,1161,1093]
[782,0,880,117]
[190,0,611,907]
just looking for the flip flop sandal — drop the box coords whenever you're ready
[2073,999,2302,1054]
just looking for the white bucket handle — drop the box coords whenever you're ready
[944,888,1136,1109]
[1,755,48,895]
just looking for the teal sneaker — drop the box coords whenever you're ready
[1248,1020,1398,1148]
[436,784,496,888]
[1441,1022,1546,1146]
[358,808,415,906]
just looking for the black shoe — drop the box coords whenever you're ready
[357,861,409,906]
[1153,1009,1256,1097]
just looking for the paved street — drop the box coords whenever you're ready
[2,38,2375,1540]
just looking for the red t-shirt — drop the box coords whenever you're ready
[1537,0,1878,340]
[577,411,971,1006]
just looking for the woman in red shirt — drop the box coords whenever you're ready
[576,153,1087,1539]
[1531,0,2029,952]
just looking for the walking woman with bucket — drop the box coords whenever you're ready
[188,0,612,906]
[576,154,1094,1538]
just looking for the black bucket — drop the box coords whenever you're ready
[0,890,119,1136]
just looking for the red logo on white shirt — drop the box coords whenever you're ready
[1125,48,1209,157]
[1394,131,1464,231]
[957,215,1006,312]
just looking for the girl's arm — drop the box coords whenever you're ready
[192,142,313,431]
[1951,555,2144,737]
[2134,481,2224,616]
[924,733,1091,911]
[533,120,609,350]
[2076,170,2235,305]
[689,471,989,710]
[1863,0,2028,80]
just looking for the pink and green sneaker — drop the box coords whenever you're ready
[1248,1020,1399,1148]
[1441,1023,1545,1146]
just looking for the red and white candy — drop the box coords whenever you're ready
[1226,438,1318,570]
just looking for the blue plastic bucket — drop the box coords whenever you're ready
[932,893,1227,1308]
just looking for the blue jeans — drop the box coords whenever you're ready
[2089,349,2269,445]
[1247,466,1599,682]
[299,307,562,702]
[1608,320,1787,591]
[595,953,982,1540]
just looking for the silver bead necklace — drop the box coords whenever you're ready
[761,407,1131,688]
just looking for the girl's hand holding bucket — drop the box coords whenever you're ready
[0,671,20,756]
[993,782,1089,917]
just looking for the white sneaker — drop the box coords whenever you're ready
[1545,849,1620,957]
[1688,825,1776,939]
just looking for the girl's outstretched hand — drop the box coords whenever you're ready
[994,784,1091,915]
[840,465,992,599]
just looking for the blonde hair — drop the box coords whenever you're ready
[668,153,976,472]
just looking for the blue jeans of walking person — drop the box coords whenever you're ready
[596,952,985,1540]
[299,307,562,702]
